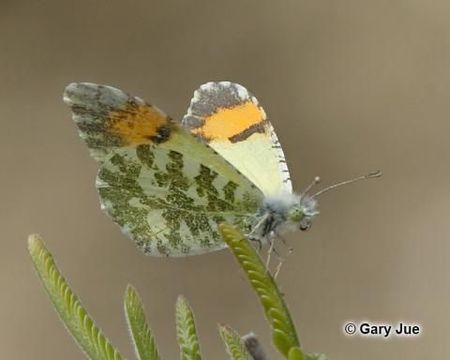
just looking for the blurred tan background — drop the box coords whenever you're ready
[1,0,449,358]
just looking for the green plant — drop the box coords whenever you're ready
[28,224,327,359]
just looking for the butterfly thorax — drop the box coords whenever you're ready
[249,192,319,242]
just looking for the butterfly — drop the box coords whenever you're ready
[64,81,380,257]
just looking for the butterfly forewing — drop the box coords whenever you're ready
[182,81,292,196]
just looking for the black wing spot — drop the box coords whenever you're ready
[148,125,171,143]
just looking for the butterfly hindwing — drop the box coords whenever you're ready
[64,83,263,256]
[182,81,292,196]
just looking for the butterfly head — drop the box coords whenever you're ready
[260,192,319,235]
[287,195,319,231]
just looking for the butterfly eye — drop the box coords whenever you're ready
[299,221,311,231]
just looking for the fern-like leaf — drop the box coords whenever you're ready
[219,224,303,359]
[218,325,252,360]
[27,234,122,360]
[124,285,160,360]
[175,296,202,360]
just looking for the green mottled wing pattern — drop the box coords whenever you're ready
[64,83,263,256]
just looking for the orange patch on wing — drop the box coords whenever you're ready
[107,104,169,145]
[193,101,264,140]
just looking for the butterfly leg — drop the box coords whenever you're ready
[248,236,263,251]
[265,233,284,272]
[274,247,294,279]
[247,213,270,252]
[265,237,275,270]
[273,259,284,279]
[248,213,269,237]
[271,231,294,279]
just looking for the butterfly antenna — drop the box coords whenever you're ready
[301,176,321,197]
[311,170,382,198]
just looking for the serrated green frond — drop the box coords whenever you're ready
[218,325,252,360]
[124,285,160,360]
[27,234,122,360]
[175,296,202,360]
[219,224,303,359]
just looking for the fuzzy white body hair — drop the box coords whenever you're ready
[263,193,301,235]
